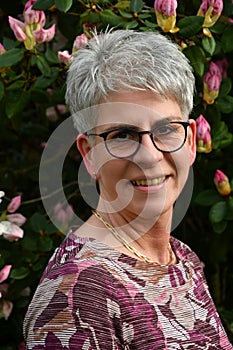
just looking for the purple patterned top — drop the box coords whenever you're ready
[24,233,233,349]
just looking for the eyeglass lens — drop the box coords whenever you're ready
[105,123,187,158]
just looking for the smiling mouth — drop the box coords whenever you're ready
[131,176,166,186]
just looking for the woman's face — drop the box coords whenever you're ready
[78,90,196,223]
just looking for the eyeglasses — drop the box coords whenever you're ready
[86,121,190,159]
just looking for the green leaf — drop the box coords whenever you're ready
[0,48,24,68]
[33,0,55,10]
[178,16,204,37]
[38,236,53,252]
[212,221,227,234]
[217,95,233,114]
[32,68,59,89]
[29,213,48,232]
[10,267,30,280]
[209,201,227,223]
[5,91,30,118]
[6,80,24,91]
[195,189,220,206]
[0,80,4,101]
[218,78,232,97]
[45,48,59,64]
[125,20,139,29]
[202,36,216,56]
[36,55,52,76]
[55,0,73,12]
[118,9,133,19]
[183,46,205,76]
[100,9,126,26]
[145,19,158,28]
[30,89,50,103]
[130,0,143,13]
[212,121,233,149]
[221,26,233,53]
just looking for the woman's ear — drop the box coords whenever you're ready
[187,119,196,165]
[77,134,96,177]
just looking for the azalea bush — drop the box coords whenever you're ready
[0,0,233,348]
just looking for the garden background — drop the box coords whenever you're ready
[0,0,233,348]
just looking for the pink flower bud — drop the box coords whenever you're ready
[0,265,12,284]
[200,0,223,15]
[204,62,222,91]
[214,170,231,196]
[45,106,58,122]
[0,300,13,320]
[8,16,26,42]
[72,34,88,52]
[34,24,56,44]
[154,0,177,16]
[24,6,46,27]
[24,0,37,12]
[58,50,73,65]
[196,115,212,153]
[7,213,26,226]
[7,195,21,213]
[0,221,24,241]
[0,44,6,55]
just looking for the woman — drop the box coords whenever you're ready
[24,30,233,349]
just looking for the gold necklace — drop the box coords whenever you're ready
[92,210,174,266]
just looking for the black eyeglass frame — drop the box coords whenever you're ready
[85,121,190,159]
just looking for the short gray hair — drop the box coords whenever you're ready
[65,29,195,133]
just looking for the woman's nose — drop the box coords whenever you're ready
[132,133,163,166]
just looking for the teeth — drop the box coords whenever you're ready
[131,176,166,186]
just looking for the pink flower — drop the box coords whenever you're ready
[0,265,12,284]
[214,170,231,196]
[154,0,177,16]
[0,221,24,241]
[203,62,222,104]
[72,33,88,52]
[0,44,6,55]
[0,300,13,320]
[7,213,26,226]
[58,50,73,65]
[197,0,223,35]
[54,203,74,224]
[8,0,56,50]
[200,0,223,15]
[154,0,179,33]
[34,24,56,44]
[196,115,212,153]
[7,195,21,213]
[8,17,27,42]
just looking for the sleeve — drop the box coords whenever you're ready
[24,261,125,350]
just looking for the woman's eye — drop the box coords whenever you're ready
[157,125,174,135]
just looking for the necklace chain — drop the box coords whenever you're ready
[92,210,174,266]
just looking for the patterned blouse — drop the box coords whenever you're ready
[24,232,233,349]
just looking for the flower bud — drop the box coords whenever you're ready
[34,24,56,44]
[214,170,231,196]
[216,58,228,78]
[72,33,88,52]
[0,221,24,241]
[196,115,212,153]
[197,0,223,35]
[7,213,27,226]
[58,50,73,65]
[0,44,6,55]
[203,62,222,104]
[8,16,26,42]
[7,195,21,213]
[0,265,12,284]
[154,0,179,33]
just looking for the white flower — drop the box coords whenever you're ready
[0,191,5,203]
[0,221,24,241]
